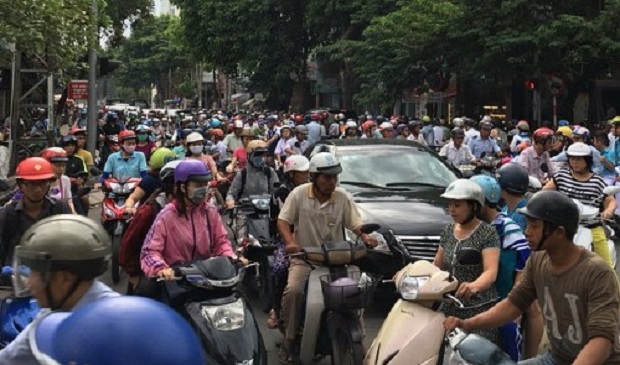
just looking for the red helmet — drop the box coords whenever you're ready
[119,130,137,143]
[310,113,320,121]
[294,115,304,123]
[70,127,87,135]
[41,147,68,163]
[533,127,554,143]
[16,157,55,181]
[362,120,375,132]
[211,129,224,137]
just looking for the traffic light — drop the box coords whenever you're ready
[99,58,122,77]
[524,79,537,90]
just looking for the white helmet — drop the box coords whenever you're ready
[186,132,204,144]
[309,152,342,175]
[440,179,485,206]
[453,118,464,128]
[283,155,310,173]
[337,113,345,121]
[345,120,357,129]
[566,142,591,157]
[233,120,244,129]
[379,122,393,131]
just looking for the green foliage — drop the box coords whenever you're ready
[103,0,153,46]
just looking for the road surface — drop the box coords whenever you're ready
[89,192,620,364]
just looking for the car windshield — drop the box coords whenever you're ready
[337,147,457,190]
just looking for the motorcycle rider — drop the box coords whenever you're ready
[379,122,394,139]
[70,127,95,172]
[135,124,156,161]
[510,120,531,155]
[444,190,620,365]
[360,120,376,139]
[226,140,279,208]
[100,130,148,183]
[408,120,426,145]
[31,296,205,365]
[0,214,119,363]
[439,128,476,166]
[463,118,480,145]
[470,175,532,361]
[285,125,310,155]
[307,114,325,145]
[468,121,501,159]
[141,160,235,281]
[551,127,603,173]
[518,127,557,183]
[40,147,76,214]
[421,115,435,146]
[544,142,615,267]
[341,120,359,139]
[429,179,500,343]
[276,152,378,362]
[228,129,256,172]
[266,155,310,330]
[396,124,410,140]
[184,132,223,182]
[124,148,177,215]
[223,119,245,157]
[0,158,71,266]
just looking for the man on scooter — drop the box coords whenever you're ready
[276,152,378,363]
[0,214,119,363]
[445,191,620,365]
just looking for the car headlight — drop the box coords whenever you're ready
[201,299,245,331]
[251,198,270,211]
[398,275,430,300]
[109,182,122,193]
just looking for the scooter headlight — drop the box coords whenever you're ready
[123,182,137,193]
[251,198,270,211]
[103,205,115,218]
[201,299,245,331]
[109,182,122,193]
[397,275,430,300]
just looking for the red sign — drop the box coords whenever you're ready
[68,80,88,100]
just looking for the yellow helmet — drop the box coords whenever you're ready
[557,126,572,138]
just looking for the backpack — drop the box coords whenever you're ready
[237,168,272,201]
[0,199,68,265]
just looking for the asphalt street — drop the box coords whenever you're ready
[89,192,620,364]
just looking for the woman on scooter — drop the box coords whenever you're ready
[432,179,501,343]
[185,132,224,182]
[266,155,310,330]
[41,147,76,214]
[140,160,236,280]
[135,124,156,161]
[227,129,255,172]
[124,147,177,215]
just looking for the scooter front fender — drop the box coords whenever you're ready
[364,300,445,365]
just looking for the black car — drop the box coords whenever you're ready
[305,139,458,277]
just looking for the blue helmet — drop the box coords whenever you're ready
[470,174,501,205]
[106,112,118,122]
[210,118,222,128]
[32,297,205,365]
[558,119,569,127]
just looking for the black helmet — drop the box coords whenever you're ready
[497,163,529,195]
[450,128,465,139]
[517,190,579,235]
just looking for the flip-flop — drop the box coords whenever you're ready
[278,347,294,365]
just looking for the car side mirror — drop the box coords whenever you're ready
[360,223,381,234]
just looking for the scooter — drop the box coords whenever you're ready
[229,194,277,313]
[157,256,267,364]
[0,266,40,349]
[447,328,515,365]
[364,247,497,365]
[100,177,141,284]
[572,186,619,269]
[290,224,380,365]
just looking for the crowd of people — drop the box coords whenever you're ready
[0,106,618,364]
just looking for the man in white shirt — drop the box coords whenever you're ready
[439,128,476,166]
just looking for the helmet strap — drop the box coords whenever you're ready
[535,223,555,251]
[46,274,81,311]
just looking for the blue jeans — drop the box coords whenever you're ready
[518,352,557,365]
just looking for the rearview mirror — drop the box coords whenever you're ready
[360,223,381,234]
[480,151,486,158]
[603,186,620,196]
[540,163,549,173]
[528,176,542,189]
[456,248,482,266]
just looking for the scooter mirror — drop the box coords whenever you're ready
[456,248,482,266]
[540,163,549,173]
[360,223,381,234]
[603,186,620,196]
[528,176,542,189]
[480,151,486,158]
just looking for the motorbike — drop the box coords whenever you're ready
[0,266,40,349]
[100,177,141,284]
[228,194,277,313]
[365,247,498,365]
[157,256,267,365]
[573,185,619,269]
[475,152,501,176]
[288,224,380,365]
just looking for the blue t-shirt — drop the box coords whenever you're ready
[492,214,531,299]
[600,147,616,177]
[138,173,163,203]
[501,198,528,232]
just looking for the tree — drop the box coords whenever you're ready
[114,15,192,103]
[103,0,153,47]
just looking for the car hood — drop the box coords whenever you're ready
[352,188,450,236]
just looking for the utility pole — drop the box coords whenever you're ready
[9,49,21,173]
[197,63,203,109]
[86,0,98,155]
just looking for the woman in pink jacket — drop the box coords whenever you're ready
[141,159,235,280]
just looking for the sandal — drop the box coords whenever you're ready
[278,347,295,365]
[267,309,279,329]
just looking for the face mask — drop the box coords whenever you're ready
[189,145,203,155]
[137,134,148,142]
[123,145,136,154]
[188,186,208,205]
[249,156,266,168]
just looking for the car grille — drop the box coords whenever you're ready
[396,235,441,261]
